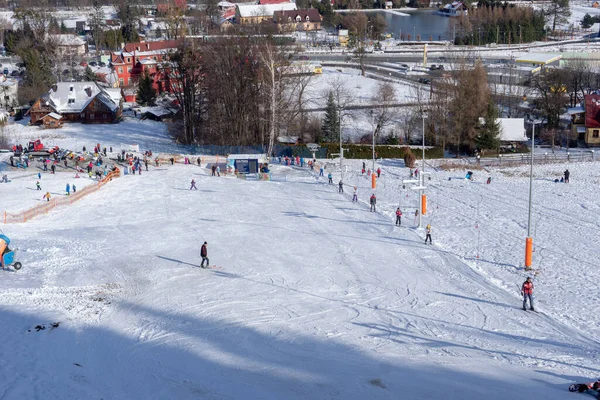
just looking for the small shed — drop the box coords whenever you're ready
[41,112,63,129]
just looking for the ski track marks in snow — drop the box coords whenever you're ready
[0,160,599,399]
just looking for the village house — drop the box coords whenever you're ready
[28,82,123,125]
[438,1,468,16]
[110,39,183,101]
[235,3,297,24]
[568,94,600,147]
[49,34,87,56]
[273,9,322,32]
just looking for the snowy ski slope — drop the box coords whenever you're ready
[1,152,599,399]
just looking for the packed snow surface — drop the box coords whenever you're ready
[0,123,599,399]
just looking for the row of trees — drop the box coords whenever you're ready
[453,5,546,45]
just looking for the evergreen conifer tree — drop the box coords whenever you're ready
[321,91,340,142]
[477,102,501,151]
[136,68,157,106]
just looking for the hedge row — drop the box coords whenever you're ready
[322,144,444,160]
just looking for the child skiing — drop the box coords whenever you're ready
[425,224,432,244]
[43,192,51,202]
[328,172,333,184]
[66,183,70,196]
[190,179,197,190]
[521,277,534,311]
[36,181,41,191]
[200,241,209,268]
[338,179,343,193]
[370,193,376,212]
[73,184,76,193]
[352,187,358,202]
[395,207,402,226]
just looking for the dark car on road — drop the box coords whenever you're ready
[418,78,431,85]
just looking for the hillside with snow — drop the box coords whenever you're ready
[0,122,599,399]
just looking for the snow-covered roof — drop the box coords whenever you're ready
[498,118,527,142]
[277,136,299,144]
[61,18,87,30]
[50,34,86,46]
[104,88,123,104]
[42,82,119,114]
[140,58,158,65]
[43,112,63,120]
[567,106,585,115]
[516,53,562,65]
[218,1,236,7]
[237,3,297,17]
[140,106,174,117]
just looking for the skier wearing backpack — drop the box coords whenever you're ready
[521,277,534,311]
[395,208,402,226]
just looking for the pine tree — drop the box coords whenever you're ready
[84,66,97,82]
[321,91,339,143]
[136,68,157,106]
[476,102,501,151]
[581,13,594,29]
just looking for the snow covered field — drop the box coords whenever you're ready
[1,117,600,398]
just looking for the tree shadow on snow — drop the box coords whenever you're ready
[434,291,514,309]
[0,299,589,399]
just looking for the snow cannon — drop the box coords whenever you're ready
[0,233,22,271]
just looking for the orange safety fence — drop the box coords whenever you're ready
[3,169,121,224]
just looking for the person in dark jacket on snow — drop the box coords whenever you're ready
[370,194,376,212]
[200,242,209,268]
[338,180,343,193]
[521,277,534,311]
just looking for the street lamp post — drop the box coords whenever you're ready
[371,110,376,172]
[525,119,539,270]
[422,112,427,173]
[419,111,427,229]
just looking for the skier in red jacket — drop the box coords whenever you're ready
[521,277,534,311]
[395,208,402,226]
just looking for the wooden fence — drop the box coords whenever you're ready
[3,169,121,224]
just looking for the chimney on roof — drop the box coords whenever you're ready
[85,87,92,97]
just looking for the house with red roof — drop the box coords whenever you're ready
[111,39,183,102]
[568,94,600,146]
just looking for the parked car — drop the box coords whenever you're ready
[3,68,8,75]
[79,61,88,67]
[62,69,70,75]
[10,70,18,76]
[418,77,431,85]
[373,49,384,54]
[99,61,106,67]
